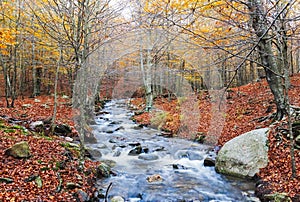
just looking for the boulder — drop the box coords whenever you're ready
[215,128,269,178]
[5,141,31,158]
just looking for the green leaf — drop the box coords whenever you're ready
[35,176,43,188]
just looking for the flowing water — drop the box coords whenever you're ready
[87,100,260,202]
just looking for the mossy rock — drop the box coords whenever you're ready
[95,163,111,178]
[5,141,31,158]
[264,193,292,202]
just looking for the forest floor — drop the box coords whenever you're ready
[131,74,300,201]
[0,74,300,201]
[0,96,103,201]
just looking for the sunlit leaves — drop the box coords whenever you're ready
[0,28,15,54]
[143,0,249,53]
[0,1,18,55]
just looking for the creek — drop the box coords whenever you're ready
[87,99,260,202]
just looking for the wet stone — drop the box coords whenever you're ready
[172,164,187,170]
[95,163,111,178]
[109,138,119,143]
[128,146,142,156]
[128,142,141,147]
[109,121,121,126]
[113,150,121,157]
[96,143,108,149]
[204,157,215,167]
[147,174,163,183]
[117,143,127,148]
[143,147,149,153]
[132,125,143,130]
[138,153,159,161]
[153,146,165,152]
[175,150,204,160]
[115,126,125,131]
[110,196,125,202]
[95,111,109,115]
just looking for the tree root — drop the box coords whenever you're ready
[252,113,275,123]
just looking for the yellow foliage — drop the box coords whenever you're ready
[0,28,16,54]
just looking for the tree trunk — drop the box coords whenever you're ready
[0,54,11,107]
[51,43,62,132]
[32,39,40,97]
[248,0,287,120]
[145,30,153,111]
[297,40,300,73]
[10,45,18,107]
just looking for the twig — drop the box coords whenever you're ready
[104,182,113,202]
[56,172,63,193]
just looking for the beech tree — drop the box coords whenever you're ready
[247,0,290,120]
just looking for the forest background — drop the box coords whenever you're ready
[0,0,300,201]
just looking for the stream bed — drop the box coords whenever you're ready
[87,100,260,202]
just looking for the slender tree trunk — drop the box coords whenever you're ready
[10,46,18,107]
[249,54,255,82]
[145,31,153,111]
[32,39,40,97]
[0,54,11,107]
[51,44,62,131]
[20,43,25,98]
[284,69,297,178]
[297,40,300,73]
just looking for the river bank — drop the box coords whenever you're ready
[130,75,300,201]
[0,96,105,201]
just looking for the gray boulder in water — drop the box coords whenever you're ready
[215,128,269,178]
